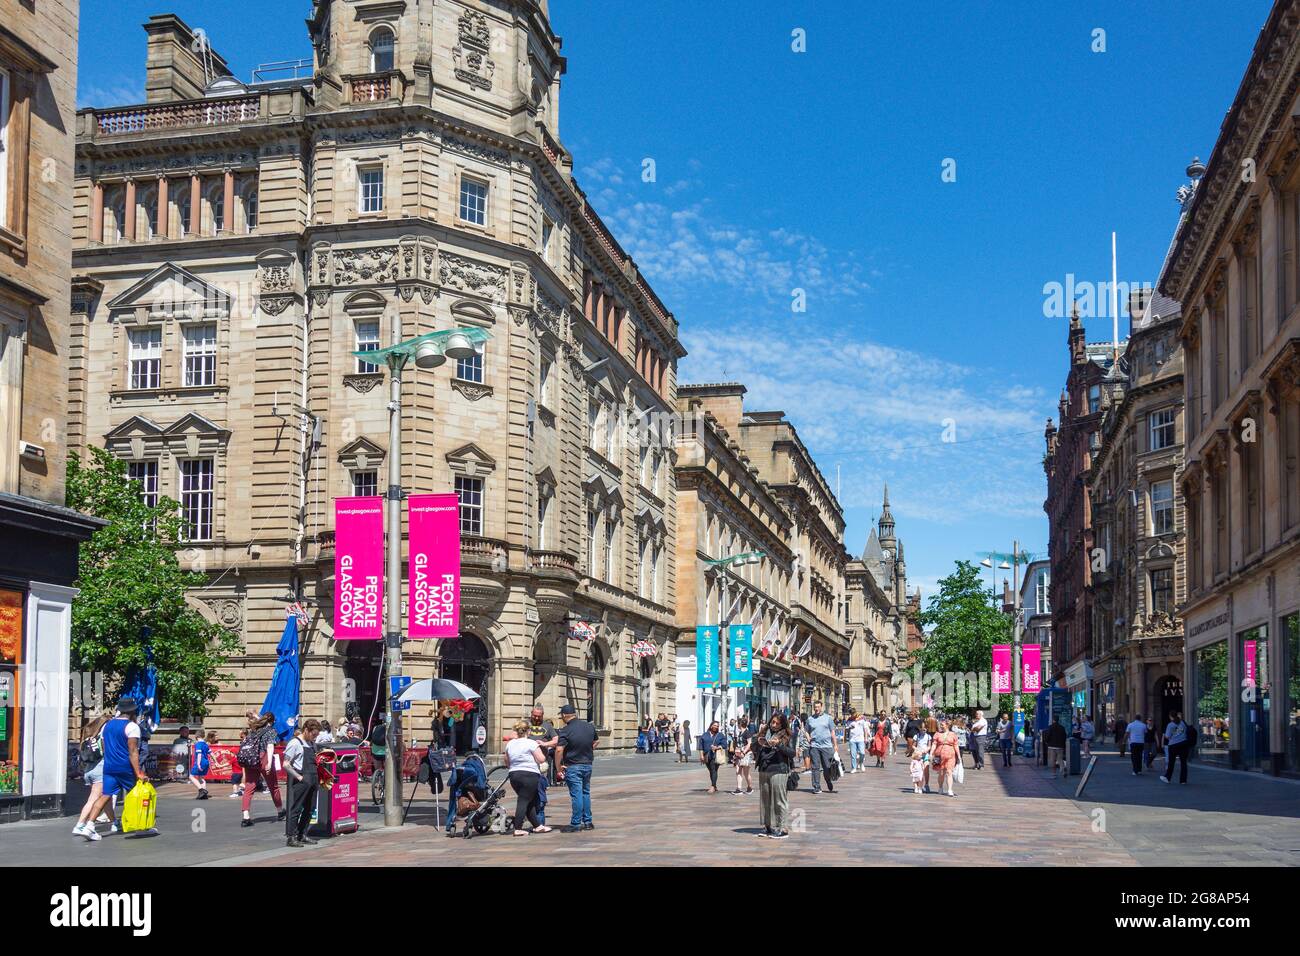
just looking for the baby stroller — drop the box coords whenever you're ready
[452,755,511,839]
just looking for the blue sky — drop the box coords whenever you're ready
[78,1,1272,601]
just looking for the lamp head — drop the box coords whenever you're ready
[414,342,446,370]
[443,331,476,360]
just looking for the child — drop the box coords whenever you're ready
[910,737,931,795]
[230,729,247,798]
[190,731,216,799]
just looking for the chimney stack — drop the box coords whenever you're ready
[144,14,232,103]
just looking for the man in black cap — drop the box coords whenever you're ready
[554,703,598,832]
[81,698,147,841]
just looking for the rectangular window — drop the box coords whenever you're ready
[1285,613,1299,773]
[359,167,384,214]
[128,327,162,390]
[587,511,598,577]
[0,68,9,230]
[351,470,378,498]
[127,460,158,509]
[455,475,483,536]
[183,323,217,387]
[536,488,550,550]
[540,217,554,263]
[180,458,214,541]
[1151,480,1174,535]
[1149,407,1176,451]
[459,178,487,225]
[1150,568,1173,614]
[355,321,380,373]
[1088,385,1101,414]
[604,519,616,582]
[456,340,483,383]
[538,355,553,407]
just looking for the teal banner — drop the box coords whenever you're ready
[696,626,720,687]
[728,625,753,688]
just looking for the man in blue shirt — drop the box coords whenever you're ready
[82,698,147,842]
[805,700,840,793]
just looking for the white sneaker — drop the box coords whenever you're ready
[1159,776,1170,784]
[95,813,109,823]
[82,826,102,842]
[72,823,86,836]
[109,823,119,834]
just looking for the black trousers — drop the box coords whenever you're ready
[705,756,721,788]
[808,747,835,791]
[1129,743,1144,773]
[508,771,542,830]
[288,779,318,838]
[1166,740,1190,783]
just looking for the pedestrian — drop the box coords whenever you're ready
[918,717,939,792]
[505,719,553,836]
[699,720,728,794]
[555,703,598,832]
[230,729,247,799]
[1116,713,1128,755]
[170,726,193,782]
[1124,713,1148,775]
[525,704,559,825]
[656,713,672,753]
[805,700,840,793]
[754,713,796,839]
[284,718,323,848]
[996,711,1013,767]
[1144,716,1158,769]
[189,730,216,799]
[846,711,868,772]
[931,719,960,796]
[1081,714,1094,758]
[909,728,930,795]
[72,714,114,839]
[317,720,335,745]
[239,711,285,827]
[869,714,889,768]
[1044,716,1069,778]
[81,699,148,842]
[904,710,922,756]
[671,715,681,759]
[679,719,692,763]
[969,709,987,770]
[731,715,756,794]
[1161,711,1190,785]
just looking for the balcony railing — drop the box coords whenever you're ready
[346,71,406,105]
[93,95,261,136]
[529,549,577,575]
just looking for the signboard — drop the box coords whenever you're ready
[728,625,753,688]
[1243,639,1257,688]
[333,497,383,639]
[408,493,461,638]
[1022,644,1041,693]
[1050,688,1072,732]
[696,626,720,687]
[389,675,412,698]
[992,644,1012,694]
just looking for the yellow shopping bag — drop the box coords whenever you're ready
[121,779,158,833]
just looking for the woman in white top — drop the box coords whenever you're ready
[504,719,552,836]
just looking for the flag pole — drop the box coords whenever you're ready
[1111,231,1120,360]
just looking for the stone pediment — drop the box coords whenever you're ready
[106,263,230,317]
[337,437,386,470]
[446,442,496,477]
[582,472,623,508]
[104,416,164,440]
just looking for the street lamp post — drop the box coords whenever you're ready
[703,551,765,728]
[353,324,489,829]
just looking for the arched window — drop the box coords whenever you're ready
[173,183,192,238]
[139,187,158,240]
[205,183,225,236]
[240,178,259,233]
[585,645,605,727]
[370,27,395,72]
[105,187,125,243]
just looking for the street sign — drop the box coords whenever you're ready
[696,626,720,687]
[391,699,411,711]
[389,675,412,697]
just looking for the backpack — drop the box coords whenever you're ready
[237,732,264,769]
[78,734,104,774]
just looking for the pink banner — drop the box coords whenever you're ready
[1022,644,1042,693]
[992,644,1012,694]
[334,496,383,639]
[408,493,461,639]
[1244,639,1257,687]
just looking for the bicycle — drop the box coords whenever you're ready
[369,748,387,806]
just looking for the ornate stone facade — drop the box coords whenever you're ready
[68,3,684,752]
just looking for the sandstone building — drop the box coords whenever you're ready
[0,0,101,822]
[1161,0,1300,775]
[69,2,685,751]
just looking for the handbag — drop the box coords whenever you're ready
[953,762,965,785]
[786,771,800,791]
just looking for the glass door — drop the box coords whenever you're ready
[1239,626,1270,770]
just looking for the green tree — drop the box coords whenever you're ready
[66,447,243,719]
[913,560,1028,716]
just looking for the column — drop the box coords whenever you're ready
[123,179,136,242]
[156,176,168,239]
[189,174,201,236]
[223,169,235,236]
[90,182,104,244]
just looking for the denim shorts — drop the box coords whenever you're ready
[85,762,104,786]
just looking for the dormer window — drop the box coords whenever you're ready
[370,27,395,72]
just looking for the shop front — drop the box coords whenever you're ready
[1186,606,1231,766]
[1064,660,1093,720]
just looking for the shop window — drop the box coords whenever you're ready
[1240,626,1270,771]
[1192,640,1229,763]
[1285,613,1299,773]
[0,588,23,794]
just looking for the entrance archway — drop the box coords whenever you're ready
[439,633,491,754]
[1156,675,1184,731]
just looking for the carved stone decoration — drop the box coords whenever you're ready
[440,253,506,301]
[453,10,495,91]
[444,134,510,167]
[535,291,564,339]
[343,374,384,394]
[451,379,493,402]
[510,305,530,327]
[334,247,398,285]
[260,264,293,293]
[200,597,244,634]
[312,290,332,309]
[259,295,296,316]
[398,284,417,303]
